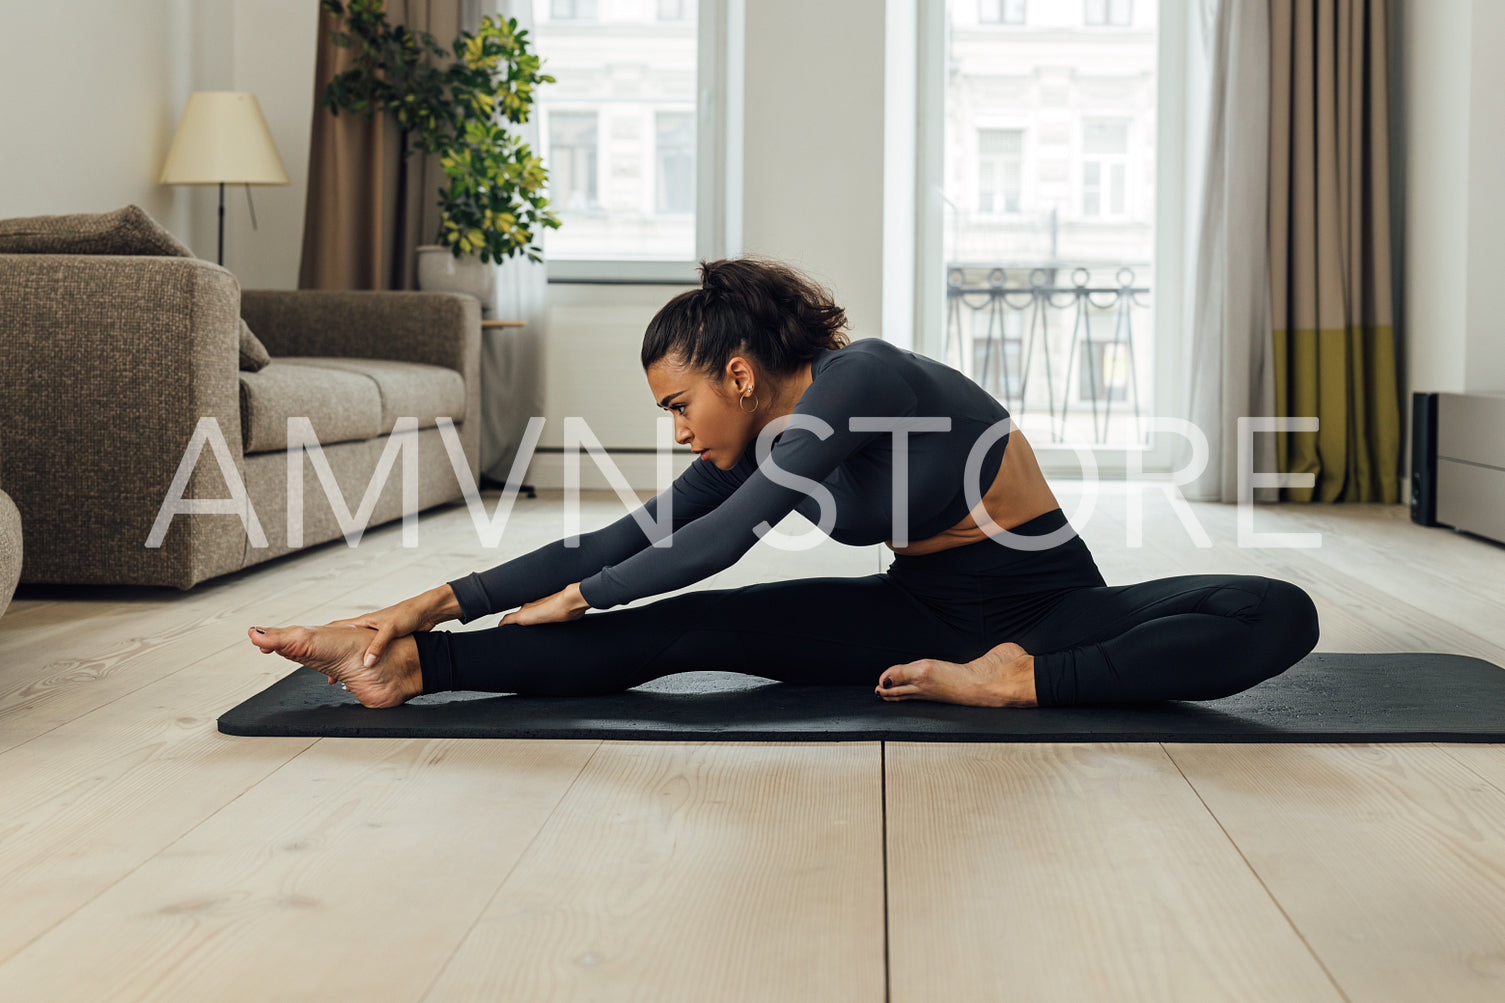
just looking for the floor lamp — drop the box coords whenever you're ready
[159,92,289,266]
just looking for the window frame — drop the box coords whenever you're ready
[545,0,740,285]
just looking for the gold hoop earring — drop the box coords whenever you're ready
[739,392,761,414]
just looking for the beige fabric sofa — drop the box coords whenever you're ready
[0,252,481,589]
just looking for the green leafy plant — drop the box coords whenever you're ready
[319,0,561,263]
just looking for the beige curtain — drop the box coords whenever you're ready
[298,0,474,291]
[1181,0,1276,504]
[1269,0,1401,502]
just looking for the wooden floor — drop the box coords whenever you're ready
[2,483,1504,1001]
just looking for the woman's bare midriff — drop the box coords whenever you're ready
[886,425,1061,557]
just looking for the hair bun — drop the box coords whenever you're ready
[643,255,851,378]
[699,259,727,291]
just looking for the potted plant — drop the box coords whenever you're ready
[318,0,561,302]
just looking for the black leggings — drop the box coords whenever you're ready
[412,508,1321,707]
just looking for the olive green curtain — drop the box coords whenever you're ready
[298,0,475,291]
[1268,0,1400,502]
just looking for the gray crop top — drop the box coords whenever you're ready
[446,337,1011,620]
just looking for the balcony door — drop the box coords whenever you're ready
[917,0,1188,477]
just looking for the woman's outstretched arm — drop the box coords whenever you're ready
[444,452,745,622]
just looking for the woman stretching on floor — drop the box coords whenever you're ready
[248,256,1320,709]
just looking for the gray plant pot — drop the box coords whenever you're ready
[416,244,496,306]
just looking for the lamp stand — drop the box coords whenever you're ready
[217,182,225,266]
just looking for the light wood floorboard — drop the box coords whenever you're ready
[424,741,885,1003]
[885,741,1343,1001]
[0,485,1502,1001]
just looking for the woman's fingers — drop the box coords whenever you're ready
[363,626,392,667]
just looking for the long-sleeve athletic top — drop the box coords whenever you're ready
[445,337,1012,621]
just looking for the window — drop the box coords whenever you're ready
[656,112,696,214]
[979,0,1026,24]
[926,0,1171,459]
[547,111,600,214]
[1075,340,1130,402]
[1085,0,1132,27]
[977,129,1023,213]
[550,0,597,20]
[1082,121,1129,217]
[534,0,734,281]
[971,307,1024,400]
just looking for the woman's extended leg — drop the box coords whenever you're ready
[1014,574,1321,706]
[412,573,982,698]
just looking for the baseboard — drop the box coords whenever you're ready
[523,450,699,492]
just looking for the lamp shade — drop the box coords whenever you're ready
[159,91,289,186]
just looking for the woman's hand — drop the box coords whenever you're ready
[499,583,591,626]
[324,584,462,667]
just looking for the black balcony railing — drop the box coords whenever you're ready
[945,264,1150,445]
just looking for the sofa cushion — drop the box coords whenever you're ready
[0,205,270,372]
[239,318,271,372]
[0,204,195,257]
[238,362,382,454]
[275,357,467,433]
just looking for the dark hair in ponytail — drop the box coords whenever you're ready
[640,255,851,387]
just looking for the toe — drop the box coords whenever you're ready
[878,662,913,689]
[253,625,319,663]
[877,661,928,698]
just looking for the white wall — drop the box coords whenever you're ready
[740,0,889,343]
[223,0,321,290]
[1,0,216,254]
[0,0,312,283]
[1401,0,1505,406]
[1461,0,1505,391]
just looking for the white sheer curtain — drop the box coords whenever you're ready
[475,0,548,488]
[1180,0,1278,503]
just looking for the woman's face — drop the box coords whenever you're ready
[645,356,757,471]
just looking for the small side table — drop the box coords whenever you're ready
[478,320,537,499]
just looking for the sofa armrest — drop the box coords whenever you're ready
[238,289,480,375]
[0,253,245,587]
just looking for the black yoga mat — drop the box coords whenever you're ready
[217,651,1505,743]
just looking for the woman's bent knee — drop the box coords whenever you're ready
[1260,578,1321,665]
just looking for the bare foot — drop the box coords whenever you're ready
[875,642,1038,708]
[247,624,423,709]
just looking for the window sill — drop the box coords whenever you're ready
[546,259,703,284]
